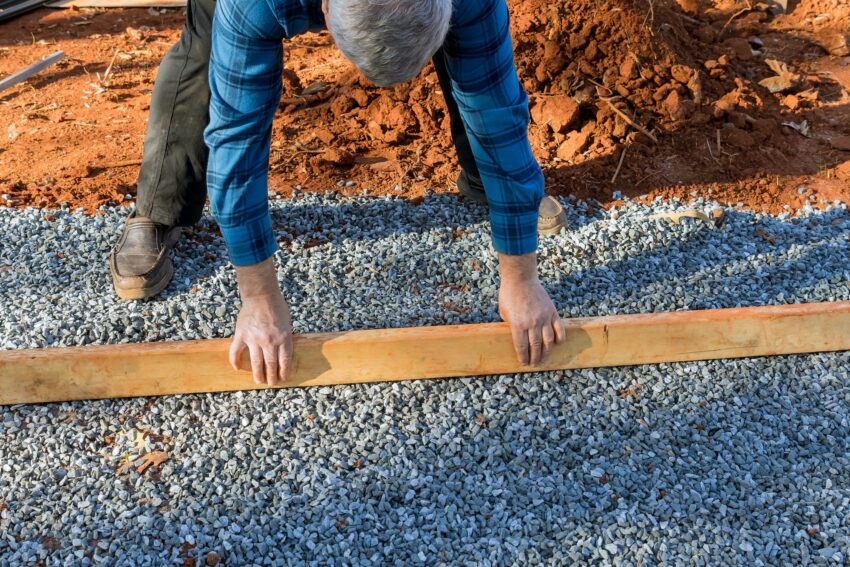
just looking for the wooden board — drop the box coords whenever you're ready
[47,0,185,7]
[1,302,849,405]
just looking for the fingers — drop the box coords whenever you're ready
[528,327,543,367]
[541,323,555,364]
[229,337,246,372]
[510,324,530,366]
[263,347,279,386]
[511,313,564,367]
[248,344,265,385]
[278,344,292,383]
[552,312,566,344]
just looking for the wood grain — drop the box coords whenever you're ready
[1,302,849,405]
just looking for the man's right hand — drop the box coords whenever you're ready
[230,258,293,385]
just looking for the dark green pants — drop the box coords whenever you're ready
[136,0,481,227]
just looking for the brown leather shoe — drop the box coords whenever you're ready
[537,195,568,235]
[109,215,181,300]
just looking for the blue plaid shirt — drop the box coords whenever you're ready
[205,0,544,266]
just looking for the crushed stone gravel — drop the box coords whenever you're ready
[0,193,848,565]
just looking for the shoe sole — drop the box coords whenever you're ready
[113,258,175,300]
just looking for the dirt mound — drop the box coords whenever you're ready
[0,1,848,213]
[274,0,849,210]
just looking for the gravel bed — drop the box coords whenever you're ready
[0,193,848,565]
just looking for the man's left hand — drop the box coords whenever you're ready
[498,252,565,366]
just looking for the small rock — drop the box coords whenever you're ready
[670,65,693,84]
[675,0,700,15]
[782,94,800,110]
[556,122,594,160]
[724,127,755,149]
[816,31,849,57]
[531,95,580,134]
[619,58,638,80]
[664,90,694,121]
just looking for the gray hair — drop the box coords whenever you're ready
[328,0,452,86]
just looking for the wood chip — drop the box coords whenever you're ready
[134,450,169,474]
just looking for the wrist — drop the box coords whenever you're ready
[498,252,539,284]
[234,257,282,301]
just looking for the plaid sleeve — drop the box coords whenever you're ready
[442,0,544,255]
[204,0,285,267]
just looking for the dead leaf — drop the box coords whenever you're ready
[765,59,790,76]
[759,75,798,93]
[796,88,819,101]
[756,227,777,243]
[760,59,801,93]
[300,81,329,96]
[41,535,62,551]
[134,451,169,475]
[711,206,726,228]
[179,542,197,567]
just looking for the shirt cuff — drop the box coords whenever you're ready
[219,211,278,267]
[489,207,539,255]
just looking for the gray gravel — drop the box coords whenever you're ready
[0,193,849,565]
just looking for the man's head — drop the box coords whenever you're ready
[324,0,453,87]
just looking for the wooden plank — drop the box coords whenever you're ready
[1,302,849,405]
[46,0,185,7]
[0,51,65,93]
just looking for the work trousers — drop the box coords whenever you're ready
[136,0,481,227]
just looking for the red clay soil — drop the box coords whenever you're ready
[0,0,848,214]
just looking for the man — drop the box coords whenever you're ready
[110,0,567,386]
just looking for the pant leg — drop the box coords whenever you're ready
[432,47,481,181]
[136,0,216,227]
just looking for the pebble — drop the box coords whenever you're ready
[0,194,848,564]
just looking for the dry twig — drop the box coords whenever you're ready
[95,159,142,169]
[611,145,628,184]
[718,1,753,39]
[98,49,120,87]
[601,97,658,144]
